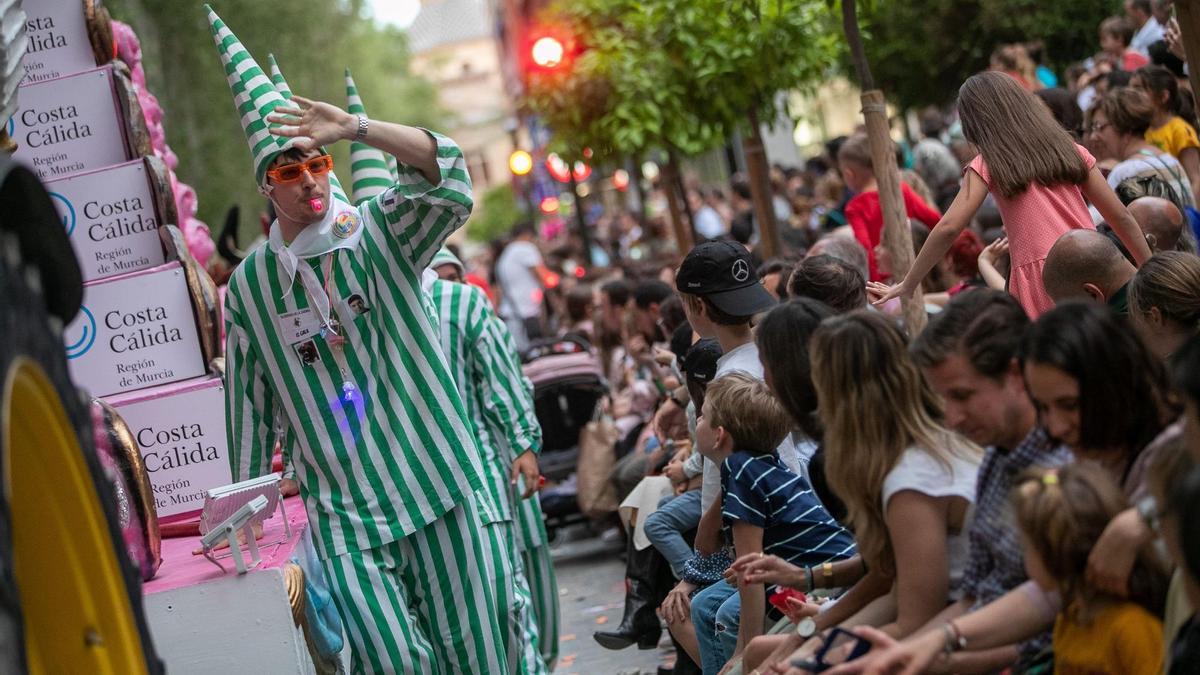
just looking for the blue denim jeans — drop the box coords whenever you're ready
[690,579,741,675]
[643,490,702,577]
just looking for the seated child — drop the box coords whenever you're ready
[1012,464,1170,675]
[681,373,856,674]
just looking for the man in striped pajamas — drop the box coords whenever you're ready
[207,7,510,673]
[431,253,563,669]
[426,248,559,673]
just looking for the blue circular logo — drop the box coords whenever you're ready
[65,306,96,360]
[49,191,75,235]
[4,117,12,137]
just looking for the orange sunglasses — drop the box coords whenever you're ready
[266,155,334,183]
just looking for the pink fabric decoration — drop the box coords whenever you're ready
[113,21,215,267]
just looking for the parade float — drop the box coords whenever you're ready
[3,1,336,671]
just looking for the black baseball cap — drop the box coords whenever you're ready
[675,240,777,316]
[681,337,723,384]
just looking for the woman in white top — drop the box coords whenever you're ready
[746,310,983,672]
[813,310,982,632]
[1090,87,1196,211]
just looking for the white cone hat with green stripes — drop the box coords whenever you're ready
[267,53,351,206]
[267,53,294,99]
[345,68,394,205]
[204,5,308,186]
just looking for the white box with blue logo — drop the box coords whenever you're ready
[64,261,207,398]
[10,65,131,180]
[107,376,233,522]
[43,159,166,282]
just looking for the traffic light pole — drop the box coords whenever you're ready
[568,173,593,264]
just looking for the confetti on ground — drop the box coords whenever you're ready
[559,634,576,642]
[595,615,608,625]
[560,654,577,666]
[581,601,623,615]
[559,587,569,596]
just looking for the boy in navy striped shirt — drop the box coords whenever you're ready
[688,373,856,673]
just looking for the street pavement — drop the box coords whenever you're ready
[549,528,674,675]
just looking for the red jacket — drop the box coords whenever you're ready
[845,182,942,281]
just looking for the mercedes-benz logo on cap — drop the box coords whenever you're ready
[731,258,750,283]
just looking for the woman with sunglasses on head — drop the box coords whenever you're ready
[206,8,518,674]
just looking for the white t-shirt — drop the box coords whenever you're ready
[495,239,543,319]
[1107,152,1196,208]
[715,341,764,379]
[694,206,727,240]
[882,447,981,599]
[1131,17,1165,56]
[699,341,803,511]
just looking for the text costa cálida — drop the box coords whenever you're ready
[80,197,157,242]
[137,423,220,473]
[19,104,92,149]
[105,306,183,353]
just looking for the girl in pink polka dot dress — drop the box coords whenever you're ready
[870,72,1151,318]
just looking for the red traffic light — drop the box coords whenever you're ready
[523,24,577,77]
[531,37,565,68]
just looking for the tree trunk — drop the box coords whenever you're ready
[670,148,696,233]
[630,155,649,229]
[661,155,693,253]
[842,0,926,334]
[743,108,780,259]
[1175,1,1200,110]
[568,173,593,263]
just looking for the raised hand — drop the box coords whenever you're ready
[266,95,356,152]
[866,280,910,307]
[977,237,1009,267]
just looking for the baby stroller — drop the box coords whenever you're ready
[522,334,607,540]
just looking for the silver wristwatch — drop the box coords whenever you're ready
[355,114,369,140]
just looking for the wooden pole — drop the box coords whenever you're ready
[1175,0,1200,104]
[743,108,781,259]
[630,155,649,229]
[568,172,594,261]
[661,155,693,252]
[842,0,925,334]
[670,148,696,233]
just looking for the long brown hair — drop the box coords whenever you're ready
[1013,464,1170,620]
[811,311,981,572]
[958,71,1089,199]
[1129,251,1200,330]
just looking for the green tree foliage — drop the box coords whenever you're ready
[467,183,525,243]
[860,0,1119,109]
[525,0,837,164]
[104,0,442,244]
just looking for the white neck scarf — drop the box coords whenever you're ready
[268,199,363,330]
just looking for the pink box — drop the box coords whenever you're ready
[107,376,232,523]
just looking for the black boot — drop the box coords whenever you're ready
[593,538,665,650]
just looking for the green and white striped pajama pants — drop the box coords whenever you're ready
[491,520,549,675]
[520,545,560,670]
[321,497,512,674]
